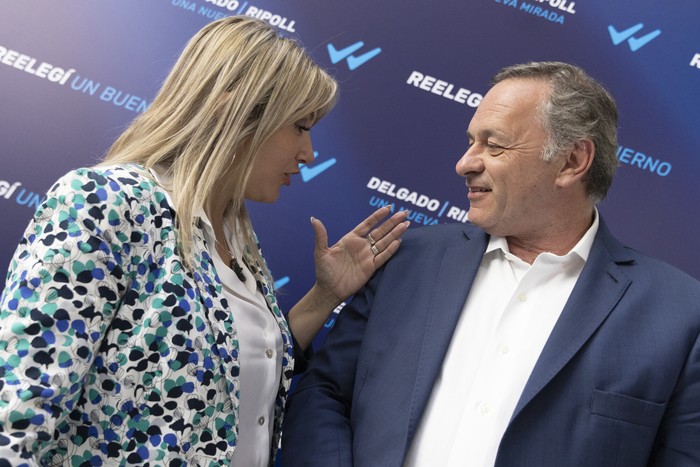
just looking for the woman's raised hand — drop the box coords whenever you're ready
[311,205,410,302]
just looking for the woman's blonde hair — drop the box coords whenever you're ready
[102,16,338,277]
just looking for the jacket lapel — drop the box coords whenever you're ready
[191,222,293,461]
[190,218,242,408]
[407,226,489,440]
[511,219,635,419]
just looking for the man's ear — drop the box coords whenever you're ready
[556,139,594,188]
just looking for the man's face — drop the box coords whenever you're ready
[455,78,564,239]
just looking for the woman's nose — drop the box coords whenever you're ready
[298,138,315,165]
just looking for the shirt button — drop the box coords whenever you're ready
[258,416,265,426]
[479,402,491,414]
[518,293,527,302]
[499,344,510,354]
[265,349,274,359]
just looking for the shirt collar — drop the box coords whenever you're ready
[484,207,599,262]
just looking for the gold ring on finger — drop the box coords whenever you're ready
[366,232,377,246]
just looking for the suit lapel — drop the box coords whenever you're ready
[511,219,635,419]
[407,226,489,440]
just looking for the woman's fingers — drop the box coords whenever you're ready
[355,206,396,233]
[371,233,404,267]
[358,207,409,258]
[310,216,329,252]
[313,206,409,261]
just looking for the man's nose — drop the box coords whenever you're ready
[455,145,484,177]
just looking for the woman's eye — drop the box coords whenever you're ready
[296,124,311,133]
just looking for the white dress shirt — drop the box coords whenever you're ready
[404,211,599,467]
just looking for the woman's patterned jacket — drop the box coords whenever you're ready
[0,164,295,466]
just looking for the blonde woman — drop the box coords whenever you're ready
[0,16,408,466]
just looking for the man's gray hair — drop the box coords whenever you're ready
[493,62,619,203]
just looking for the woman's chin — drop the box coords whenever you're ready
[245,191,280,204]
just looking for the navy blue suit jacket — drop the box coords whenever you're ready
[281,219,700,466]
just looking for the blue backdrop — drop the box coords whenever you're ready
[2,1,699,334]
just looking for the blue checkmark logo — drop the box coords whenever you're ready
[608,24,644,45]
[274,276,290,290]
[328,42,365,64]
[608,23,661,52]
[346,49,382,70]
[327,41,382,70]
[627,30,662,51]
[299,151,337,182]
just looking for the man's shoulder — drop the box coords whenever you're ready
[595,216,700,292]
[403,221,481,241]
[620,245,700,292]
[396,221,485,256]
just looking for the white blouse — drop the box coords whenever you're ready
[202,216,283,467]
[150,168,283,466]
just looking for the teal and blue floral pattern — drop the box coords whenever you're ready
[0,164,294,466]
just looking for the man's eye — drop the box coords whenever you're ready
[296,124,311,133]
[486,144,505,156]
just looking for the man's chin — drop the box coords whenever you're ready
[467,212,501,235]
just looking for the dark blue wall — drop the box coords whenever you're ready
[2,0,699,323]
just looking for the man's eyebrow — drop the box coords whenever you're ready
[467,129,497,139]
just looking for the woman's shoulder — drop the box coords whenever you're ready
[51,163,168,206]
[58,163,153,188]
[38,164,176,235]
